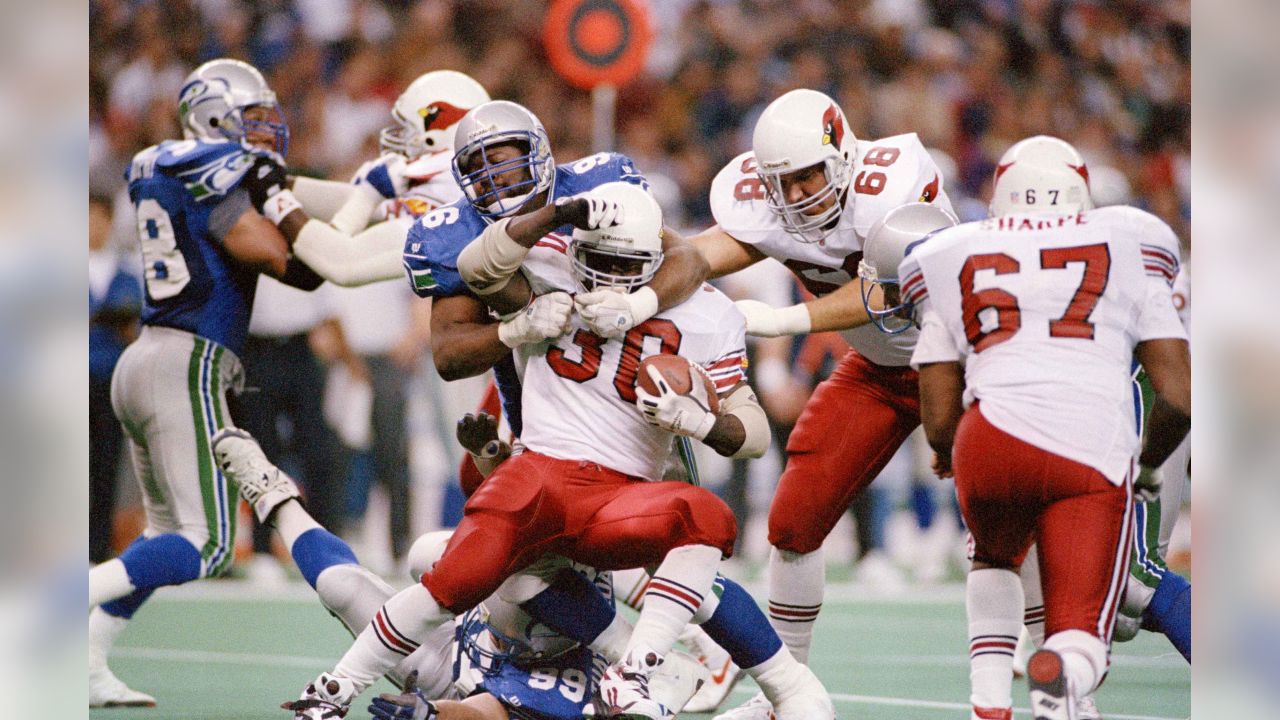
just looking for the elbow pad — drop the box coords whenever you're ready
[720,384,770,459]
[457,218,528,295]
[292,219,406,287]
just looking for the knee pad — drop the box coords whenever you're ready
[315,564,395,636]
[407,530,456,581]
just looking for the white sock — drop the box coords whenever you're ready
[591,612,633,662]
[89,607,129,669]
[89,559,135,608]
[273,499,323,552]
[1019,545,1046,646]
[612,566,650,610]
[629,545,721,658]
[1044,629,1107,697]
[767,547,823,664]
[742,646,806,707]
[333,583,447,693]
[967,568,1023,712]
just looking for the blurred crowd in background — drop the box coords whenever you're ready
[88,0,1192,581]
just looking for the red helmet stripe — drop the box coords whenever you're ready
[420,101,470,132]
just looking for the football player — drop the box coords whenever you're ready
[210,427,709,720]
[86,58,366,708]
[903,136,1190,720]
[285,167,832,719]
[688,87,954,720]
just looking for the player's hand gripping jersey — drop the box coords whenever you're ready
[374,150,463,221]
[710,133,950,365]
[903,206,1187,484]
[515,250,747,481]
[125,138,274,355]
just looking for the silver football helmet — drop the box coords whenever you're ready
[858,202,958,333]
[451,101,556,221]
[178,58,288,156]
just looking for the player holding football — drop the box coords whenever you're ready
[902,136,1191,720]
[282,105,833,720]
[689,87,954,720]
[85,57,387,707]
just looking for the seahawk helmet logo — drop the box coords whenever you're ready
[821,104,845,149]
[419,101,470,132]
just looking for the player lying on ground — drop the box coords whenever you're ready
[904,135,1191,720]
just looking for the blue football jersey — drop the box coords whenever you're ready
[476,645,600,720]
[401,152,648,434]
[125,138,267,356]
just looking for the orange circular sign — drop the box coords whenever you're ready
[543,0,653,89]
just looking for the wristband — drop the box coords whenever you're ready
[262,189,302,226]
[691,411,717,441]
[628,286,659,324]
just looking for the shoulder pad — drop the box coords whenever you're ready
[401,200,487,298]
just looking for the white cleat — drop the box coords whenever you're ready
[211,428,300,524]
[89,664,156,708]
[679,627,741,713]
[283,672,357,720]
[712,691,775,720]
[770,664,835,720]
[597,645,671,719]
[1076,694,1102,720]
[649,650,711,715]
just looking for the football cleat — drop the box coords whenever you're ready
[972,706,1013,720]
[712,691,775,720]
[596,645,671,719]
[283,673,357,719]
[212,428,301,524]
[770,664,835,720]
[649,649,710,715]
[678,628,741,714]
[1076,694,1102,720]
[89,664,156,708]
[1027,649,1076,720]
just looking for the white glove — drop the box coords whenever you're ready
[734,299,811,338]
[575,286,659,339]
[351,153,409,200]
[635,365,717,440]
[498,292,574,348]
[1134,465,1163,503]
[554,194,625,230]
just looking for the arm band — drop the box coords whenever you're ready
[720,384,770,459]
[290,176,358,222]
[292,219,406,287]
[456,218,528,295]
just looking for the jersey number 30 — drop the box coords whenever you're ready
[546,319,683,402]
[960,243,1111,352]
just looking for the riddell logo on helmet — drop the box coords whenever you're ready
[419,102,469,132]
[821,104,845,148]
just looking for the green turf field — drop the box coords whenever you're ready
[91,581,1189,720]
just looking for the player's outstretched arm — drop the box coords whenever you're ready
[917,360,965,477]
[429,294,513,381]
[688,225,768,279]
[735,279,875,338]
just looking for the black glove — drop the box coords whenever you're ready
[241,154,289,211]
[456,412,501,457]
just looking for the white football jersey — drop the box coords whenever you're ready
[902,205,1187,484]
[376,151,461,220]
[709,133,952,366]
[516,244,748,480]
[1171,265,1190,333]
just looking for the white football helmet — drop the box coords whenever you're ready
[858,202,958,333]
[752,89,857,243]
[570,182,664,292]
[178,58,288,156]
[380,70,490,158]
[452,100,556,221]
[989,135,1094,216]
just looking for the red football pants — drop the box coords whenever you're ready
[424,450,737,613]
[768,350,920,553]
[953,404,1133,641]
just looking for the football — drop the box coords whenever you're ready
[637,354,720,414]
